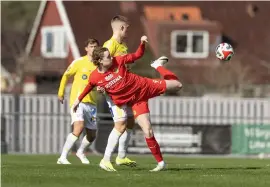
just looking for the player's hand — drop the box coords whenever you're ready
[72,99,80,113]
[97,86,105,93]
[141,35,148,44]
[58,96,64,104]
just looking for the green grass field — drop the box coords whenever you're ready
[2,154,270,187]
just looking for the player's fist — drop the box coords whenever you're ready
[58,96,64,104]
[141,35,148,43]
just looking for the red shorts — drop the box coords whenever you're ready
[131,78,166,118]
[132,101,149,118]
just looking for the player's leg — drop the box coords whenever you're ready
[132,102,166,172]
[103,96,136,167]
[57,105,84,164]
[100,120,125,171]
[76,103,97,164]
[151,56,182,92]
[116,107,136,167]
[103,120,126,162]
[99,104,127,171]
[76,128,96,164]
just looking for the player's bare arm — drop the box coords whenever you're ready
[73,81,95,112]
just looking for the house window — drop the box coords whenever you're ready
[171,30,209,58]
[41,26,68,58]
[45,32,53,53]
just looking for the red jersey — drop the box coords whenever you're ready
[78,43,149,106]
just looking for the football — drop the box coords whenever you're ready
[215,43,234,61]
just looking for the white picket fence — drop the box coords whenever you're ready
[1,94,71,154]
[1,94,270,154]
[149,96,270,125]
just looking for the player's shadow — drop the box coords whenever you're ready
[167,166,262,171]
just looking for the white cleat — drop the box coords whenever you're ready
[57,157,71,165]
[151,56,169,68]
[150,162,166,172]
[76,152,90,164]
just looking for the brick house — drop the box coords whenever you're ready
[25,1,270,95]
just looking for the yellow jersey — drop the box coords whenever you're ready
[58,56,98,107]
[103,37,128,56]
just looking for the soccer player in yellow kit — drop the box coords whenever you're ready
[99,15,137,171]
[57,38,99,164]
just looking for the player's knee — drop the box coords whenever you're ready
[115,126,126,134]
[72,131,81,137]
[166,80,182,92]
[114,121,127,133]
[171,80,182,91]
[143,127,154,138]
[140,123,153,137]
[175,81,183,91]
[73,121,84,136]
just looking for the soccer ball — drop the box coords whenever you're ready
[215,43,234,61]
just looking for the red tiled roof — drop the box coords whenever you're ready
[144,6,202,21]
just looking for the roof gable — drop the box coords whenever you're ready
[25,0,80,59]
[25,1,46,55]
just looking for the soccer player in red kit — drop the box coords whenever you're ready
[73,36,182,171]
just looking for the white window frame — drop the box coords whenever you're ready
[171,30,209,58]
[41,26,68,58]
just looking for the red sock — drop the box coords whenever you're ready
[145,136,163,162]
[156,66,178,80]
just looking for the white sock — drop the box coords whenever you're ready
[76,135,92,155]
[158,160,165,166]
[103,128,122,162]
[60,133,78,159]
[151,63,161,69]
[118,128,132,159]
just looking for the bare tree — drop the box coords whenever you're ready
[2,29,45,93]
[1,1,40,93]
[203,58,256,96]
[2,29,25,92]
